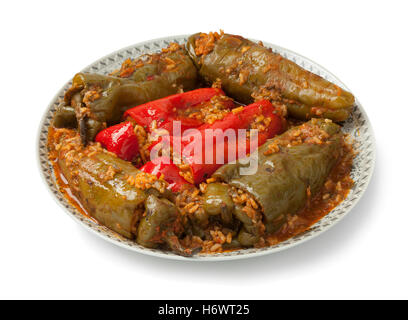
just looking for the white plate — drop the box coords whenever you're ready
[38,35,376,261]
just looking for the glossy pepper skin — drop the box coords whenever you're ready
[213,119,342,232]
[95,121,139,161]
[182,100,283,184]
[202,183,235,227]
[186,33,355,122]
[53,104,77,128]
[137,194,179,248]
[54,131,149,238]
[54,45,198,143]
[203,183,234,216]
[140,157,191,192]
[124,87,232,133]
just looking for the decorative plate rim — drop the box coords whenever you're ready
[37,34,376,261]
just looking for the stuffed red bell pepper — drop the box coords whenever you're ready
[124,88,234,134]
[95,121,139,161]
[149,100,283,184]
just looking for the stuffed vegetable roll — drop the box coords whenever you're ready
[50,129,169,238]
[213,119,343,232]
[54,43,198,143]
[187,32,355,122]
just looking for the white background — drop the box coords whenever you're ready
[1,0,407,300]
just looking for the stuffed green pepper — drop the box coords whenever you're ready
[50,129,172,239]
[186,32,355,122]
[213,119,343,233]
[54,43,198,143]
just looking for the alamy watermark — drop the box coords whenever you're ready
[149,121,259,175]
